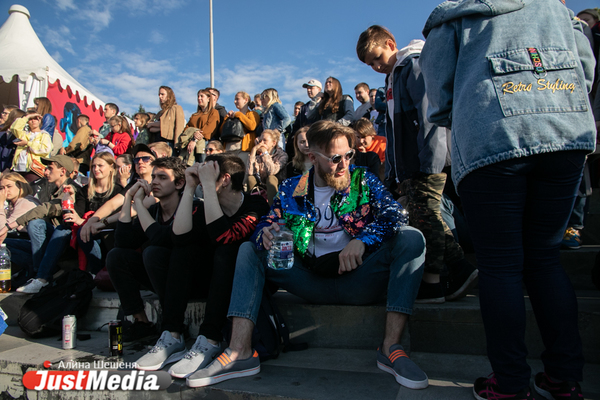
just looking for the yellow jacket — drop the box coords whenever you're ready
[10,117,53,172]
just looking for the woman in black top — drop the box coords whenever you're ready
[318,77,354,126]
[68,151,123,273]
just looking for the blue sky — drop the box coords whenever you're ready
[3,0,598,119]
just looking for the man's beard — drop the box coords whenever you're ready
[316,162,350,191]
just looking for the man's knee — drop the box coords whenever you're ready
[391,226,426,258]
[235,241,265,273]
[27,218,49,238]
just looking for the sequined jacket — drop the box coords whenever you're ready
[251,165,407,256]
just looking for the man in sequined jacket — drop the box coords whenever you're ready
[187,121,429,391]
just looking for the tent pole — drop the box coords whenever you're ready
[209,0,214,88]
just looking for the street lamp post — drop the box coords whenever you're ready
[209,0,214,88]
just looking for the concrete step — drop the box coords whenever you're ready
[279,290,600,364]
[0,326,598,400]
[3,285,597,363]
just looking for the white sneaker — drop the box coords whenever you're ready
[169,335,223,378]
[16,278,48,294]
[136,331,187,371]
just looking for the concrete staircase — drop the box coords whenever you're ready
[0,243,598,399]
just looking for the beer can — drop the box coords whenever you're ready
[108,320,123,356]
[62,315,76,349]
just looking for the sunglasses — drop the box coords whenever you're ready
[313,149,355,164]
[206,148,217,153]
[133,156,153,164]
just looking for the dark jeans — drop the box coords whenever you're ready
[197,244,242,342]
[106,245,196,333]
[76,230,103,274]
[457,151,586,392]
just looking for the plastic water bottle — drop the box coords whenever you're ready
[267,219,294,270]
[0,244,11,293]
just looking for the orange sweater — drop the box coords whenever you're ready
[366,136,387,163]
[186,109,219,140]
[221,110,260,151]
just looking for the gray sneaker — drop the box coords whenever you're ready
[136,331,187,371]
[168,335,223,378]
[186,348,260,388]
[16,278,48,294]
[377,344,428,389]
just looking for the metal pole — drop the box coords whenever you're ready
[209,0,214,88]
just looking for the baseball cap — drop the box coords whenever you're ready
[41,155,75,174]
[302,79,322,89]
[132,143,157,159]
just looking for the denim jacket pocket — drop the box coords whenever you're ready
[488,48,588,117]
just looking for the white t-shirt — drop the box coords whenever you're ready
[307,185,352,257]
[369,109,379,132]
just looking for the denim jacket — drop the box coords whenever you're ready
[262,102,291,133]
[385,52,450,183]
[262,102,291,149]
[420,0,596,186]
[251,165,407,256]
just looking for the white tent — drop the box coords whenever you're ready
[0,4,105,137]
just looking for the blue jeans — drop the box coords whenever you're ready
[28,220,73,281]
[27,219,52,273]
[4,237,34,276]
[457,151,586,392]
[567,194,586,229]
[227,226,425,325]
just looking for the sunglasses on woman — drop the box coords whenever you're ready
[312,149,355,164]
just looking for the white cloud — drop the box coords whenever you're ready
[79,6,113,31]
[51,51,63,63]
[122,0,188,14]
[56,0,77,11]
[41,25,76,55]
[149,31,166,44]
[80,43,117,63]
[122,53,175,76]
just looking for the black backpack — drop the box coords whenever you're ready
[220,118,246,142]
[18,270,96,338]
[225,288,307,362]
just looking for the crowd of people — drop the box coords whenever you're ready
[0,1,598,399]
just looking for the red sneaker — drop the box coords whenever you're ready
[534,372,583,399]
[473,374,533,400]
